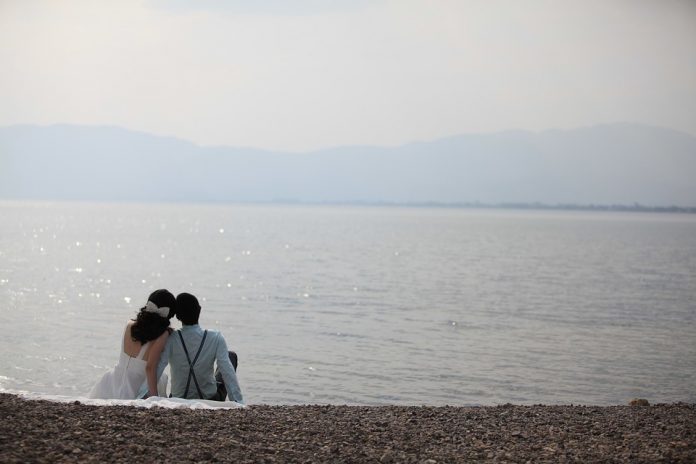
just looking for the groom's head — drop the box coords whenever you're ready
[176,292,201,325]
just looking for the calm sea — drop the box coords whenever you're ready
[1,201,694,405]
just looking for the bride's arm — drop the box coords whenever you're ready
[146,331,170,397]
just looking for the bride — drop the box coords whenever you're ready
[88,289,175,399]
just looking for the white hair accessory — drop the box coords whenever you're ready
[144,300,170,318]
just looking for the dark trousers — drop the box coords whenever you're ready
[212,351,238,401]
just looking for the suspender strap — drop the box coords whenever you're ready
[178,330,208,399]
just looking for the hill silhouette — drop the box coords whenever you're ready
[1,123,695,207]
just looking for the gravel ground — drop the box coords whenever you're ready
[1,393,694,463]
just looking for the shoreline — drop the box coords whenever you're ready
[1,394,694,463]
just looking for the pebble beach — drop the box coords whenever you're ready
[1,394,694,463]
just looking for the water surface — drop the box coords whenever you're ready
[1,201,694,405]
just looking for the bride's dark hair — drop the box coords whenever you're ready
[131,289,176,344]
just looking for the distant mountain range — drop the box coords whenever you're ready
[1,123,695,207]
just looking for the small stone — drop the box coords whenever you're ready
[629,398,650,407]
[71,448,82,454]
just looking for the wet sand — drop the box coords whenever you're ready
[1,393,694,463]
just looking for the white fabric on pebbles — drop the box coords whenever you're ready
[3,389,243,409]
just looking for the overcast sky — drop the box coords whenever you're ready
[1,0,695,151]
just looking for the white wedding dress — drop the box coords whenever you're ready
[88,325,167,399]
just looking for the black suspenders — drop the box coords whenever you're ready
[178,330,208,399]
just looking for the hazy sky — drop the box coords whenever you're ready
[1,0,695,151]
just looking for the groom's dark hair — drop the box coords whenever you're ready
[176,293,201,325]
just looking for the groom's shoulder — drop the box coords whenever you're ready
[204,328,223,338]
[194,326,222,338]
[165,328,180,344]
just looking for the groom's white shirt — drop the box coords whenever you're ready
[141,324,243,403]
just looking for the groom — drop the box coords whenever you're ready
[150,292,243,403]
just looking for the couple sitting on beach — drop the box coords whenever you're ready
[87,289,243,404]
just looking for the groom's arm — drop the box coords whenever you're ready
[216,334,243,403]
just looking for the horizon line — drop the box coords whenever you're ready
[1,198,694,214]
